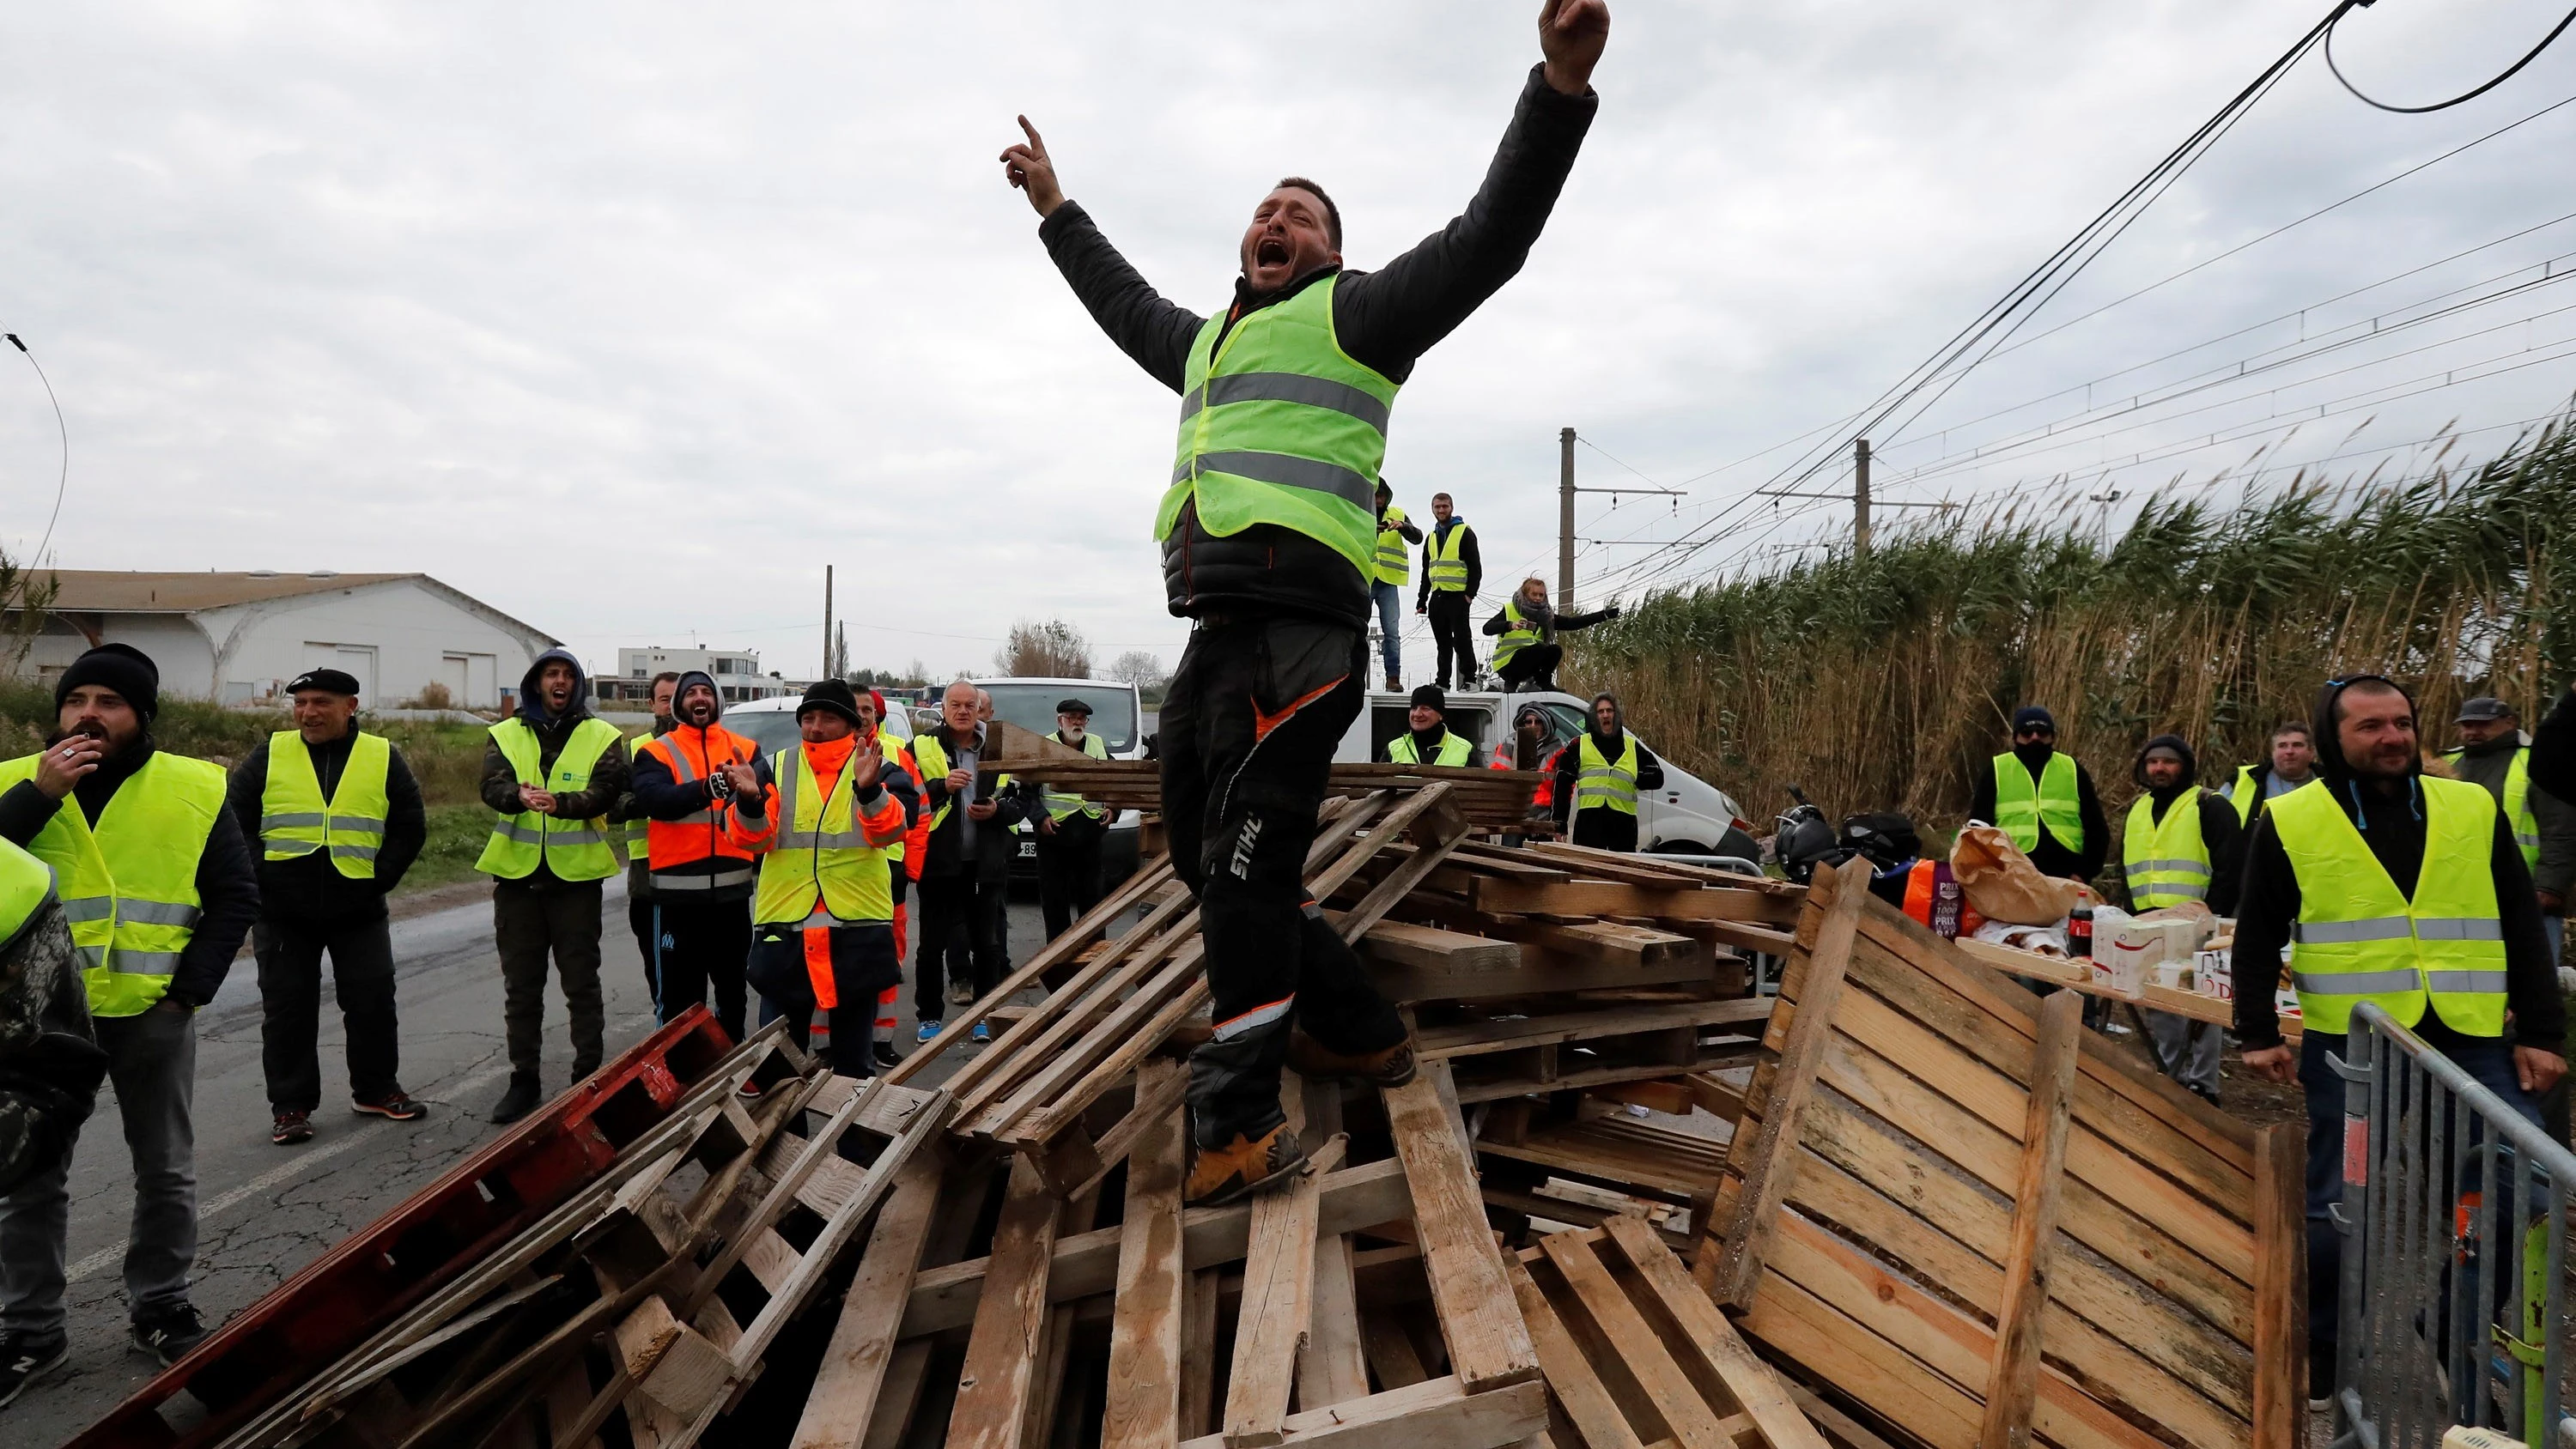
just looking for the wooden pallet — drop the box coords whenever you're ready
[1697,859,2306,1449]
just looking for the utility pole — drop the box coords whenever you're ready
[1853,438,1872,557]
[1558,427,1577,610]
[822,565,835,681]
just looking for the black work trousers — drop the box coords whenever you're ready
[1425,592,1476,688]
[1496,642,1563,693]
[1163,614,1406,1149]
[913,874,1004,1019]
[647,895,750,1045]
[254,909,401,1113]
[493,878,605,1082]
[627,891,659,1011]
[1035,818,1105,941]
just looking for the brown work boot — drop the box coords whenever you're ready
[1285,1029,1418,1088]
[1183,1124,1310,1208]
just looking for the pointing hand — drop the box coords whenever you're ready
[999,115,1066,218]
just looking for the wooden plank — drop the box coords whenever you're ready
[1471,877,1783,922]
[1224,1079,1320,1447]
[1538,1234,1735,1449]
[1180,1267,1222,1440]
[1300,1076,1371,1414]
[1368,952,1714,1004]
[1178,1377,1546,1449]
[1785,1385,1906,1449]
[1501,1255,1645,1449]
[1736,1270,1984,1449]
[1976,990,2081,1449]
[790,1151,946,1449]
[946,1157,1065,1449]
[1382,1060,1538,1392]
[1704,858,1864,1306]
[1103,1058,1188,1449]
[1353,918,1522,975]
[1019,1187,1103,1449]
[1414,999,1768,1061]
[1359,1307,1431,1391]
[2250,1124,2308,1449]
[858,1343,933,1449]
[1597,1215,1830,1449]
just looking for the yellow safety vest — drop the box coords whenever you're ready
[1576,732,1640,815]
[0,837,52,948]
[2269,775,2506,1037]
[618,731,656,867]
[751,747,895,925]
[258,730,392,880]
[1992,751,2083,856]
[2442,746,2540,874]
[2122,791,2211,909]
[908,733,1011,833]
[2229,765,2260,825]
[1375,505,1411,586]
[1040,731,1110,823]
[0,750,226,1016]
[1388,731,1472,767]
[1490,597,1544,670]
[1426,524,1472,593]
[474,717,622,882]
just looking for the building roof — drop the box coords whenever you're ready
[39,570,418,613]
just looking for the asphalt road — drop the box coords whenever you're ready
[9,879,1053,1445]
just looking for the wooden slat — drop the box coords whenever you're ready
[946,1157,1066,1449]
[1537,1234,1736,1449]
[1180,1267,1222,1440]
[2250,1124,2308,1449]
[1300,1076,1370,1414]
[1976,990,2081,1449]
[1178,1376,1547,1449]
[1704,858,1864,1305]
[1597,1216,1830,1449]
[1103,1058,1188,1449]
[1502,1255,1645,1449]
[1223,1081,1321,1447]
[1383,1060,1537,1393]
[789,1151,945,1449]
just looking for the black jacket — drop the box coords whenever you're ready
[1037,65,1597,627]
[1482,598,1611,640]
[914,725,1031,880]
[2234,678,2564,1051]
[2119,736,2243,917]
[1419,520,1485,611]
[0,737,259,1010]
[226,727,428,920]
[1966,745,2111,885]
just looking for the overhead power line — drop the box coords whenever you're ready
[5,333,68,563]
[2326,0,2576,113]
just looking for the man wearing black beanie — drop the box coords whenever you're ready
[0,643,260,1373]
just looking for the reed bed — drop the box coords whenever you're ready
[1567,415,2576,828]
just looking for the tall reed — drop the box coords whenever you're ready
[1567,416,2576,829]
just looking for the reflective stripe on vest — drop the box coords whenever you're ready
[1162,275,1395,585]
[619,731,654,865]
[1991,751,2083,856]
[1375,505,1410,585]
[0,750,226,1016]
[1388,731,1472,767]
[641,724,759,880]
[2268,775,2507,1037]
[2122,791,2212,909]
[1426,523,1472,592]
[474,717,623,882]
[1041,731,1111,822]
[1576,732,1639,815]
[2444,745,2541,873]
[1490,596,1543,670]
[259,730,392,879]
[752,746,896,925]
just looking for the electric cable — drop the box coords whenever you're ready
[2326,1,2576,113]
[6,333,67,564]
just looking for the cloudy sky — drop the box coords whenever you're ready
[3,1,2572,681]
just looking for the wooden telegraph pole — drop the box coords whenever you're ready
[1558,427,1577,609]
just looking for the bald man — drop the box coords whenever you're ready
[904,683,1028,1045]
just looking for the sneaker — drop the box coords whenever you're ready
[0,1331,68,1409]
[873,1040,902,1070]
[737,1077,764,1099]
[945,980,975,1007]
[1183,1124,1310,1208]
[130,1304,208,1367]
[915,1021,944,1045]
[351,1091,426,1122]
[970,1022,991,1045]
[1285,1030,1419,1088]
[488,1074,542,1126]
[270,1111,313,1146]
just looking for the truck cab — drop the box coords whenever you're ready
[1337,688,1756,859]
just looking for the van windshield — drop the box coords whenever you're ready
[979,684,1138,755]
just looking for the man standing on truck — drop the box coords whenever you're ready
[1554,693,1662,852]
[1417,493,1483,689]
[999,0,1609,1204]
[1372,483,1422,691]
[1967,706,2109,887]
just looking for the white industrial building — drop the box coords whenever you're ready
[600,646,798,705]
[17,571,556,710]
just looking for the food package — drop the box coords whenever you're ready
[2193,948,2233,1002]
[1950,823,2090,925]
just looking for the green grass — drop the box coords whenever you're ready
[404,804,499,894]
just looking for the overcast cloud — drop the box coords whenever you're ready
[3,1,2573,679]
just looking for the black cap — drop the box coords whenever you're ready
[55,644,160,723]
[2012,706,2057,733]
[1054,698,1094,717]
[1409,684,1446,713]
[797,677,864,728]
[286,668,361,698]
[2457,695,2516,723]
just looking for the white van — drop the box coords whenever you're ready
[1337,688,1757,859]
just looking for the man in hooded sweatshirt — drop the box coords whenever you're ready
[2237,676,2565,1404]
[1553,693,1663,851]
[2118,734,2241,1104]
[1968,706,2110,885]
[475,649,629,1125]
[627,670,761,1045]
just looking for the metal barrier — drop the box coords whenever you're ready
[2334,1002,2576,1448]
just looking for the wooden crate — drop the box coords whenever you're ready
[1698,859,2306,1449]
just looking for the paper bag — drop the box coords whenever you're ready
[1949,822,2088,925]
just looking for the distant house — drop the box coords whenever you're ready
[16,571,556,710]
[601,646,799,705]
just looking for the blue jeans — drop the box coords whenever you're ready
[1371,580,1403,681]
